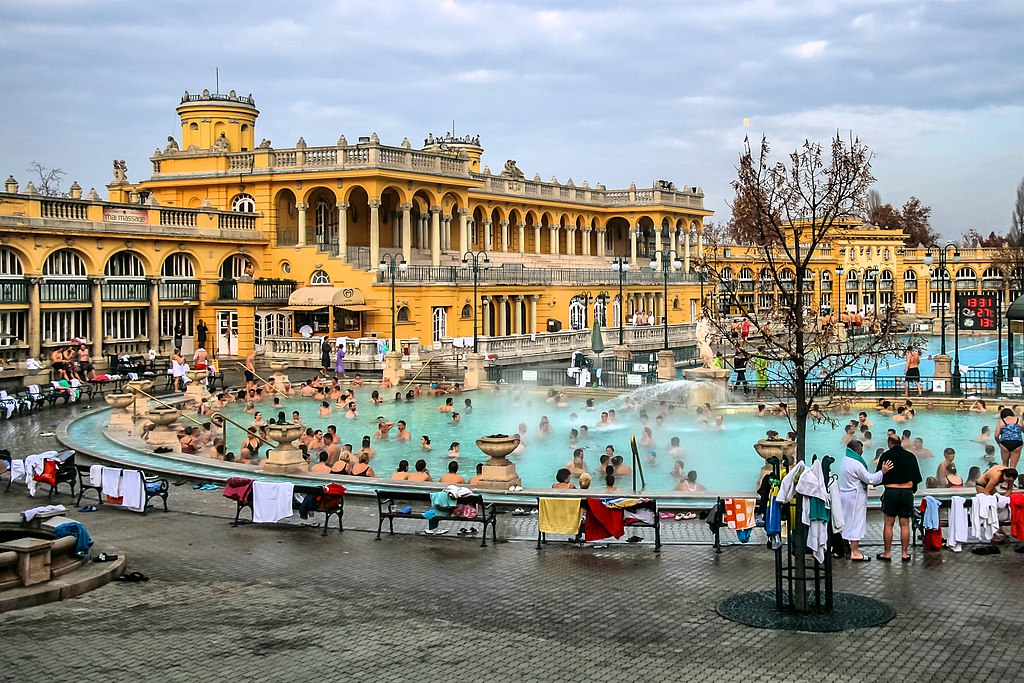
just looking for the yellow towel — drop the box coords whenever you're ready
[538,498,583,535]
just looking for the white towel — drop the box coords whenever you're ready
[101,466,123,499]
[947,496,969,551]
[24,453,49,497]
[88,465,103,487]
[120,469,146,512]
[9,459,25,483]
[23,504,66,522]
[252,481,294,523]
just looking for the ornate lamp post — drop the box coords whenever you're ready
[650,249,682,350]
[924,243,961,393]
[461,250,490,353]
[695,263,710,319]
[611,256,630,346]
[378,253,408,346]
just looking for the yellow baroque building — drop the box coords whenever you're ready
[0,88,714,375]
[0,88,1012,381]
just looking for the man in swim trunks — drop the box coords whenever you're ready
[875,435,922,561]
[244,351,256,391]
[905,347,921,397]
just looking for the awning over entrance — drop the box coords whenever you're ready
[287,286,366,308]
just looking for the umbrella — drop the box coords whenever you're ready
[591,315,605,354]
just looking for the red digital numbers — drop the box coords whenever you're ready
[958,293,998,331]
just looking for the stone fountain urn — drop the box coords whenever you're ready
[104,392,135,429]
[473,434,522,490]
[268,360,290,385]
[183,368,209,407]
[125,379,153,417]
[260,422,308,474]
[753,437,796,487]
[145,407,182,448]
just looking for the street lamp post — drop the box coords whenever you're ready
[924,243,962,393]
[611,256,630,346]
[867,267,879,319]
[650,249,682,350]
[695,263,710,319]
[835,266,844,318]
[378,253,408,345]
[461,250,490,353]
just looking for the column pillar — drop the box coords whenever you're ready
[368,199,382,268]
[670,228,678,254]
[468,219,476,249]
[392,211,401,247]
[629,229,638,266]
[517,222,526,254]
[459,209,469,255]
[697,231,704,258]
[683,231,691,272]
[336,202,349,256]
[654,225,663,255]
[582,228,591,256]
[567,228,576,256]
[27,277,41,360]
[550,226,560,255]
[596,229,606,257]
[429,206,441,266]
[510,296,521,335]
[400,202,413,263]
[296,202,308,247]
[442,215,452,252]
[533,225,541,254]
[483,220,493,252]
[528,295,538,334]
[90,277,105,358]
[481,297,491,338]
[497,296,508,336]
[146,276,160,355]
[418,214,429,250]
[499,220,509,252]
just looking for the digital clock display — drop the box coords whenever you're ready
[958,293,998,330]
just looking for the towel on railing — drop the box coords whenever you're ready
[723,498,756,531]
[223,477,255,505]
[101,467,122,499]
[53,521,93,557]
[538,498,583,535]
[120,470,145,512]
[89,464,103,487]
[252,481,294,523]
[584,498,624,542]
[601,497,650,509]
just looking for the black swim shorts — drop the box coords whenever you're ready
[880,488,915,518]
[244,370,255,383]
[905,367,920,380]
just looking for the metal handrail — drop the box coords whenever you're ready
[211,411,275,448]
[629,435,647,492]
[234,362,289,399]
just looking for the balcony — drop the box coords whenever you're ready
[217,279,237,300]
[159,278,200,301]
[381,265,697,287]
[40,279,90,303]
[0,278,29,304]
[101,279,149,302]
[254,278,296,302]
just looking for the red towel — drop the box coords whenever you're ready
[33,459,58,486]
[584,498,624,542]
[1010,492,1024,541]
[318,483,346,511]
[223,477,254,505]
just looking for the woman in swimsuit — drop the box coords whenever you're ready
[994,407,1023,469]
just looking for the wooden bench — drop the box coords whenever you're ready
[536,497,662,552]
[375,489,497,547]
[227,480,344,536]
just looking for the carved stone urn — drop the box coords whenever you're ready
[104,392,135,429]
[473,434,522,489]
[261,422,307,474]
[145,407,182,448]
[753,438,796,487]
[268,360,290,385]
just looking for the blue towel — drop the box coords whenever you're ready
[765,499,782,535]
[53,521,93,557]
[736,528,752,543]
[923,496,941,530]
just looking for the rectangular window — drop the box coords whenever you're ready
[102,308,148,341]
[0,311,26,347]
[160,308,194,337]
[929,291,949,312]
[42,310,90,343]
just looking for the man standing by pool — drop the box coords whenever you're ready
[905,347,922,397]
[875,434,922,561]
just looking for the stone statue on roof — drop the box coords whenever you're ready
[165,136,179,153]
[501,159,525,180]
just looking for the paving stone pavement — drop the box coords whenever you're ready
[1,396,1023,682]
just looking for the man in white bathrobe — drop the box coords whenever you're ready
[840,439,892,562]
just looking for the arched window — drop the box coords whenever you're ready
[904,269,917,283]
[460,304,471,319]
[432,307,447,343]
[398,306,411,322]
[568,295,588,330]
[221,255,252,279]
[104,251,145,277]
[161,253,195,278]
[309,269,331,286]
[0,248,24,276]
[231,193,256,213]
[43,249,86,277]
[738,267,754,281]
[593,297,607,326]
[983,266,1003,279]
[673,297,681,310]
[719,267,733,282]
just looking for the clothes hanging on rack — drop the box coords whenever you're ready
[1010,492,1024,542]
[946,496,969,552]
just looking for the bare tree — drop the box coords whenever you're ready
[26,162,68,197]
[701,134,907,464]
[995,176,1024,298]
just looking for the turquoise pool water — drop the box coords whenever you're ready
[195,384,1003,493]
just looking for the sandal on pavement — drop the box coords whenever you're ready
[850,556,871,563]
[875,553,892,561]
[93,553,118,562]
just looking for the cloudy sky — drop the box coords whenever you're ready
[2,0,1022,238]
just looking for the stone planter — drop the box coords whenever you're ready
[104,392,136,429]
[753,438,796,488]
[261,421,308,474]
[266,422,303,445]
[269,360,290,385]
[104,392,134,410]
[125,379,153,416]
[474,434,522,489]
[145,407,182,448]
